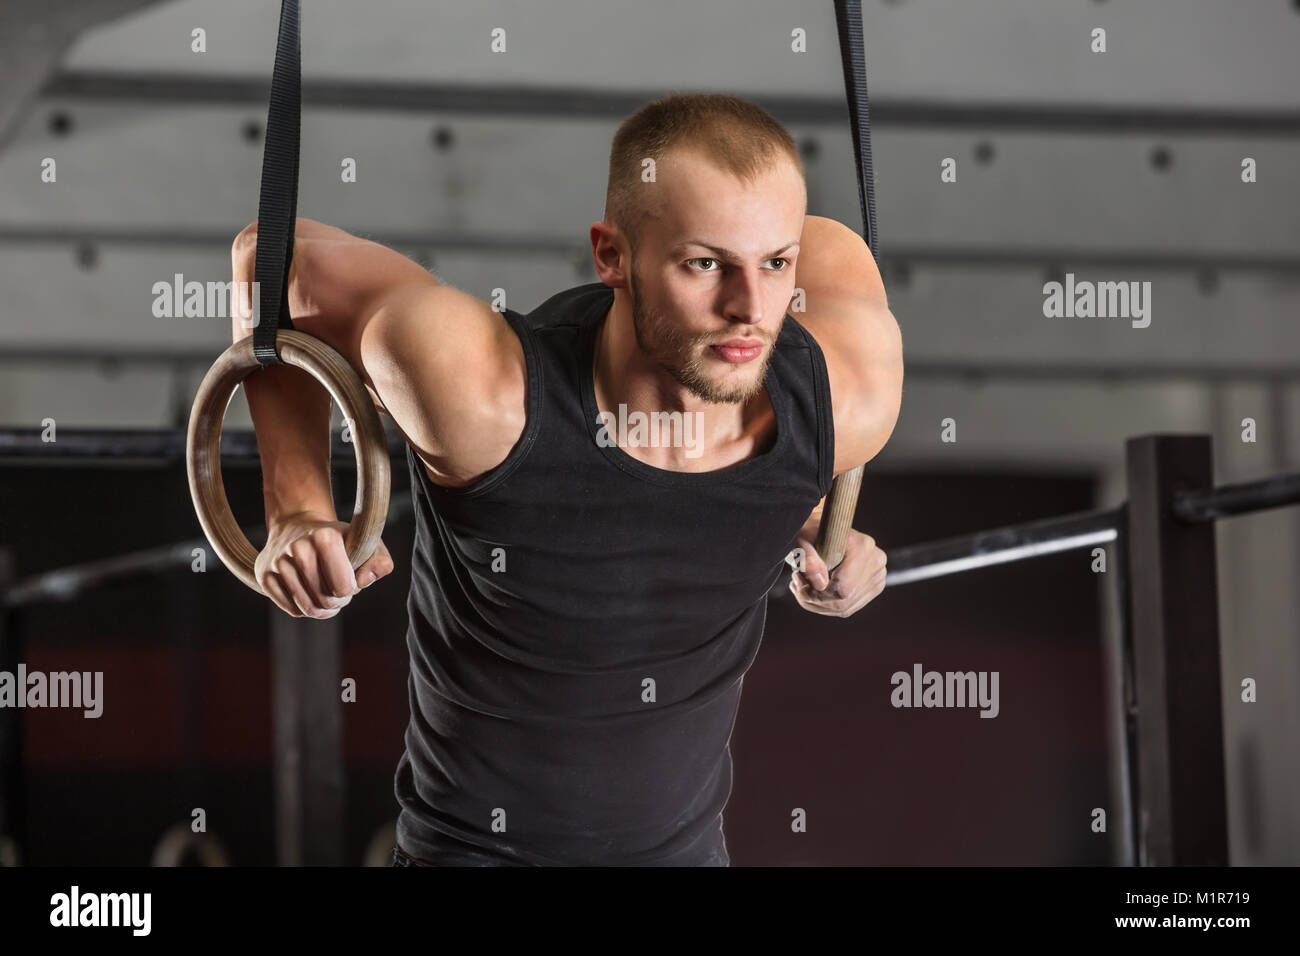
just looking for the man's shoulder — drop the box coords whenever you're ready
[395,281,610,345]
[515,282,613,331]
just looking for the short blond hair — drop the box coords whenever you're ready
[603,92,805,251]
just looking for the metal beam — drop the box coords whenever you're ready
[2,349,1300,386]
[2,493,415,610]
[0,427,407,463]
[5,226,1300,276]
[1124,434,1228,866]
[0,224,580,257]
[1173,471,1300,523]
[1103,505,1138,866]
[0,550,25,864]
[883,507,1120,587]
[271,607,343,867]
[39,72,1300,135]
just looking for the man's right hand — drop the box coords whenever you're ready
[255,511,394,619]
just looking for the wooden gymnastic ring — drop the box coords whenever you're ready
[151,824,231,866]
[186,329,390,596]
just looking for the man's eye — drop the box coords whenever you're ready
[689,257,789,271]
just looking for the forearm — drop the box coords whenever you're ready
[231,239,335,525]
[246,367,335,525]
[231,217,442,523]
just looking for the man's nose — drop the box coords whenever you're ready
[722,269,765,325]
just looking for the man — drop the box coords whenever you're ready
[231,92,903,866]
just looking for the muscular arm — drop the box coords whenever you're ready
[230,219,436,523]
[793,215,904,478]
[231,218,524,530]
[781,216,901,614]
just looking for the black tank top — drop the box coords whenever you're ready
[394,282,834,865]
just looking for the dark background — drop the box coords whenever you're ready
[1,461,1105,865]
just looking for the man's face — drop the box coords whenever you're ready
[625,147,806,405]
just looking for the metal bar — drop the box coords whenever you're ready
[3,539,202,608]
[271,607,343,867]
[1173,470,1300,523]
[875,246,1300,273]
[884,507,1120,587]
[879,362,1300,386]
[3,493,414,609]
[0,224,580,256]
[5,457,1297,609]
[1103,505,1138,867]
[815,463,1300,593]
[41,72,1300,134]
[1124,434,1228,866]
[0,427,407,463]
[5,349,1300,387]
[7,494,1112,604]
[0,549,25,865]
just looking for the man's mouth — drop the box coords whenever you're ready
[708,338,764,364]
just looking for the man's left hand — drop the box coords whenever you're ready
[785,529,887,617]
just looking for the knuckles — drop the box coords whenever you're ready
[287,538,315,563]
[309,525,345,551]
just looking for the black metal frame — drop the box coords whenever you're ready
[2,429,1298,866]
[0,427,407,464]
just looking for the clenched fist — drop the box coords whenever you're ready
[785,528,887,618]
[255,510,394,619]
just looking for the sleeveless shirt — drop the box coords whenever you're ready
[393,281,834,865]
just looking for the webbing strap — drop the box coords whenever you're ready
[246,3,874,355]
[832,0,879,260]
[251,0,301,366]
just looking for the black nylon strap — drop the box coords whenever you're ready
[832,0,879,260]
[248,2,867,364]
[251,0,301,366]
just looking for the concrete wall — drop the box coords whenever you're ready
[1,0,1297,863]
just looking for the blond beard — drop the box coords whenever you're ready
[627,266,776,405]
